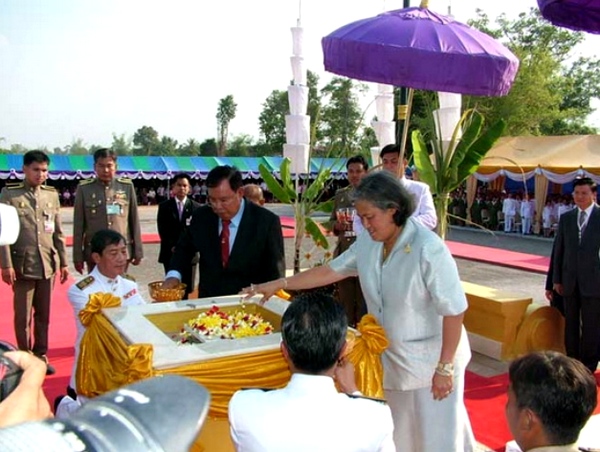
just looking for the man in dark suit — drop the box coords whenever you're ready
[157,173,200,299]
[552,177,600,372]
[162,166,285,298]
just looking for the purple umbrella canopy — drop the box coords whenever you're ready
[322,7,520,97]
[538,0,600,34]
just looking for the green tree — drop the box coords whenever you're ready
[216,95,237,156]
[467,8,600,135]
[227,134,255,156]
[111,133,133,155]
[65,138,88,155]
[179,138,201,156]
[258,90,288,155]
[199,138,218,156]
[318,77,368,156]
[10,144,29,154]
[133,126,160,155]
[156,136,178,156]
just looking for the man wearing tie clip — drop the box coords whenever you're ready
[552,177,600,372]
[162,165,284,297]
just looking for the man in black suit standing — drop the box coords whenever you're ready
[157,173,200,299]
[162,166,285,298]
[552,177,600,372]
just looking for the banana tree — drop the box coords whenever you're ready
[412,109,506,239]
[259,159,334,273]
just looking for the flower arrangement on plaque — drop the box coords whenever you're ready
[175,305,274,344]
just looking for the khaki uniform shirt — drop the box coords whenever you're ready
[72,177,143,263]
[0,182,67,279]
[329,186,356,256]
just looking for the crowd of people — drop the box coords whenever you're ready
[448,188,578,237]
[0,146,598,452]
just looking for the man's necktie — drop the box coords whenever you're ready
[178,201,183,220]
[579,210,587,240]
[221,220,231,267]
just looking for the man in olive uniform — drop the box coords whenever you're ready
[0,150,69,374]
[329,155,368,326]
[73,148,143,274]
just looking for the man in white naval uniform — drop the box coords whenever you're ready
[55,229,146,418]
[379,144,437,230]
[228,293,395,452]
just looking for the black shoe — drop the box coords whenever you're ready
[36,354,56,376]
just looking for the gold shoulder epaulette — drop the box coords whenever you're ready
[79,179,95,186]
[6,182,24,189]
[40,185,56,191]
[76,275,95,290]
[122,273,136,282]
[117,177,133,184]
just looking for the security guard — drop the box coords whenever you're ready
[0,150,69,374]
[72,148,143,274]
[328,155,368,326]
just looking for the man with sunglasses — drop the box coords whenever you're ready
[162,165,285,297]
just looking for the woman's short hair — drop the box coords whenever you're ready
[353,171,414,227]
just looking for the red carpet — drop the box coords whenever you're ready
[0,275,77,407]
[447,241,550,274]
[465,371,511,451]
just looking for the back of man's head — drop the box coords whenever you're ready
[281,292,347,375]
[509,351,597,447]
[243,184,264,205]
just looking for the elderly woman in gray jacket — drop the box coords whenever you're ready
[245,171,474,452]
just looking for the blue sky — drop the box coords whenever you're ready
[0,0,598,150]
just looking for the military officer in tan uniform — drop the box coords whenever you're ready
[328,155,368,326]
[72,148,143,274]
[0,150,69,374]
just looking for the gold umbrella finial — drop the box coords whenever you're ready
[420,0,429,8]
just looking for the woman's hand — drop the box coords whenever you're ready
[240,278,286,304]
[431,372,454,401]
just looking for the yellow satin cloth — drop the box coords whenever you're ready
[77,295,388,419]
[347,314,389,399]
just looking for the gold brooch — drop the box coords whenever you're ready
[404,244,411,254]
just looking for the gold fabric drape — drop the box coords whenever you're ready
[77,293,154,397]
[78,305,388,416]
[347,314,388,398]
[534,172,549,234]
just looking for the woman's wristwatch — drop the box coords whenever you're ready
[435,361,454,377]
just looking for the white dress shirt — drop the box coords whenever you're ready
[67,266,145,390]
[229,373,395,452]
[400,177,437,230]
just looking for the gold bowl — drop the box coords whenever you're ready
[148,281,187,302]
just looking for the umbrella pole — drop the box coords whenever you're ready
[398,88,414,171]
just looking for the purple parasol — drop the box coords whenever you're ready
[322,7,519,97]
[538,0,600,34]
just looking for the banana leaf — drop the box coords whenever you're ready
[412,130,437,191]
[259,163,292,204]
[455,119,506,185]
[305,216,329,249]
